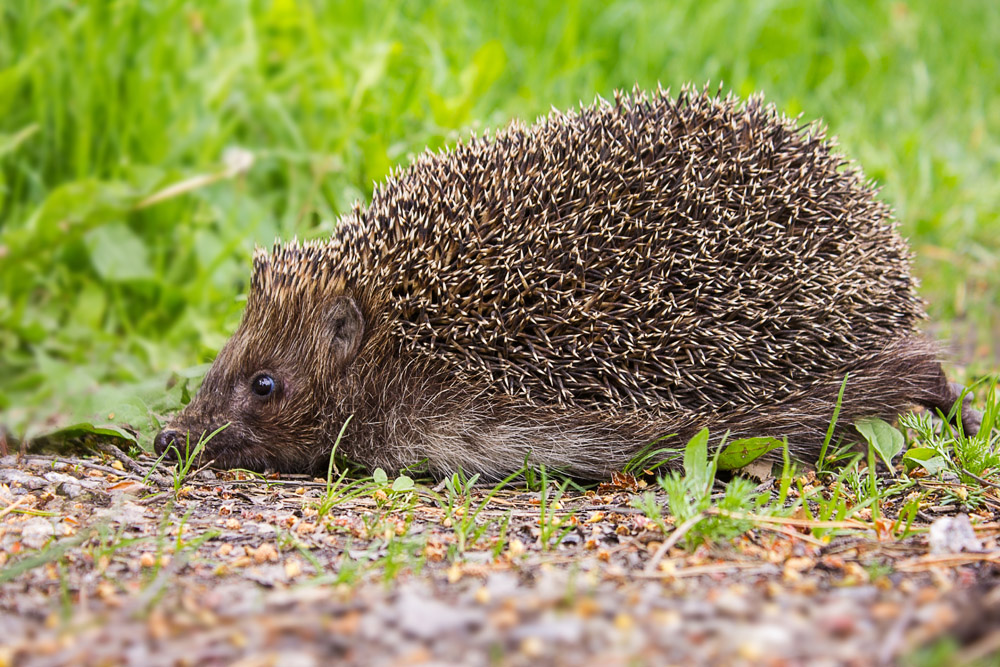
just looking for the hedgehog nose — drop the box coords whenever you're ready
[154,429,181,458]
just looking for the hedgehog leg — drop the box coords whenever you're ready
[918,371,983,437]
[945,381,983,436]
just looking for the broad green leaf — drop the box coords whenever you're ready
[1,179,137,263]
[68,283,107,331]
[84,223,153,282]
[717,437,784,470]
[391,475,415,492]
[18,368,199,447]
[683,427,710,488]
[855,418,905,469]
[45,421,137,444]
[372,468,388,485]
[903,447,948,475]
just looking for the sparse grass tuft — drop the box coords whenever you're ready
[158,423,229,499]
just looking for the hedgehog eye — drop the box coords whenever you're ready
[250,374,277,398]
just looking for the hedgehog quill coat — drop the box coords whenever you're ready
[156,87,980,479]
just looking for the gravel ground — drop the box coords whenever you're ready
[1,453,999,666]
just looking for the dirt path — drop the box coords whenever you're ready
[2,453,999,666]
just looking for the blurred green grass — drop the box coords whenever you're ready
[0,0,998,445]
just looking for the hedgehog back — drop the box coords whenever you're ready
[327,88,924,417]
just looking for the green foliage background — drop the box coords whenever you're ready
[0,0,997,445]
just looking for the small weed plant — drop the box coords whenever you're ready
[646,428,798,548]
[429,468,522,555]
[156,423,229,498]
[536,465,576,551]
[637,379,999,549]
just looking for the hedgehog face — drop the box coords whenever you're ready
[154,294,365,473]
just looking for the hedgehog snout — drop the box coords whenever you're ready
[154,427,212,460]
[153,429,182,459]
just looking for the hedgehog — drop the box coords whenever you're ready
[154,86,982,480]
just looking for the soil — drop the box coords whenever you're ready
[1,451,999,666]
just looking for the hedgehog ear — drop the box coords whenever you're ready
[326,296,364,363]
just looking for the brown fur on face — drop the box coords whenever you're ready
[155,87,982,479]
[155,286,366,474]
